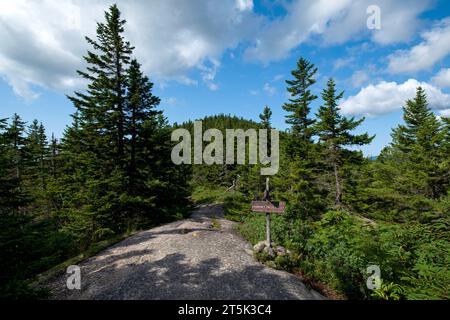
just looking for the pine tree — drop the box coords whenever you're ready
[61,111,83,155]
[23,120,49,193]
[391,87,446,198]
[5,114,26,179]
[0,118,30,293]
[38,123,48,191]
[259,105,273,157]
[259,106,272,130]
[440,116,450,183]
[249,106,273,196]
[69,4,134,167]
[392,87,441,153]
[314,78,374,205]
[282,57,317,157]
[126,59,161,194]
[64,5,137,235]
[279,58,323,219]
[0,118,23,212]
[441,116,450,155]
[50,134,58,179]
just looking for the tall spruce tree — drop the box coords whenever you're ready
[391,87,447,198]
[126,59,161,194]
[440,117,450,192]
[314,78,374,205]
[5,114,26,179]
[50,134,58,179]
[279,58,323,219]
[69,4,134,168]
[0,118,29,292]
[0,118,24,212]
[60,4,190,235]
[392,87,441,154]
[441,116,450,155]
[282,57,317,157]
[23,120,49,193]
[64,4,135,236]
[259,106,272,130]
[259,105,273,157]
[249,106,273,196]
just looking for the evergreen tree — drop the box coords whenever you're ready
[440,117,450,195]
[63,4,137,234]
[5,114,26,179]
[61,112,83,155]
[59,4,190,236]
[259,106,272,130]
[391,87,447,198]
[69,4,134,167]
[392,87,441,153]
[0,118,30,294]
[279,58,324,219]
[50,134,59,179]
[249,106,273,197]
[282,57,317,157]
[314,78,374,205]
[126,59,161,194]
[259,105,273,158]
[441,116,450,156]
[23,120,49,193]
[0,118,24,212]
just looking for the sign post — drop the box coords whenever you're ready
[251,178,285,256]
[264,179,272,254]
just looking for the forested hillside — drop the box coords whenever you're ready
[189,65,450,300]
[0,4,448,300]
[181,75,449,299]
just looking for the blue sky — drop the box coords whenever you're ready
[1,0,450,157]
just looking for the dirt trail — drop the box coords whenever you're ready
[44,204,324,300]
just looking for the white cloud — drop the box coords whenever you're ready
[244,0,352,62]
[388,18,450,74]
[163,97,178,107]
[272,74,284,82]
[207,83,219,91]
[0,0,435,99]
[0,0,259,98]
[263,83,277,96]
[236,0,254,12]
[432,68,450,88]
[368,1,430,45]
[439,109,450,118]
[334,57,354,70]
[340,79,450,116]
[321,0,430,45]
[0,0,96,99]
[245,0,431,63]
[351,70,370,88]
[198,59,220,91]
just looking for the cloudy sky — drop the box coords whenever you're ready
[1,0,450,156]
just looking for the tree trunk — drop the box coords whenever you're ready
[266,213,273,255]
[115,52,124,163]
[14,139,20,179]
[331,144,342,205]
[333,162,342,205]
[51,144,56,178]
[129,115,137,194]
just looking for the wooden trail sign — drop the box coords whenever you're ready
[250,178,285,255]
[251,201,286,214]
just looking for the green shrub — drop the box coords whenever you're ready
[371,281,405,300]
